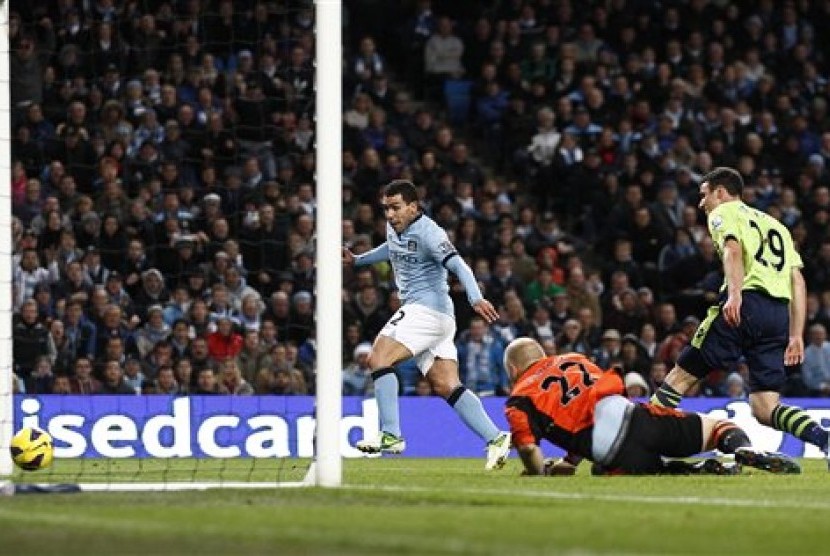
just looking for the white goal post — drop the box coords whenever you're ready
[0,0,15,479]
[313,0,343,488]
[0,0,343,489]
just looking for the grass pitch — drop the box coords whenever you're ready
[2,457,829,555]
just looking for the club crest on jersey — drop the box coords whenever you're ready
[711,215,723,230]
[438,240,453,253]
[407,240,418,252]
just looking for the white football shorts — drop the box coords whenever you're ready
[379,303,457,374]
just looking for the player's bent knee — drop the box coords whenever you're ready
[431,378,460,399]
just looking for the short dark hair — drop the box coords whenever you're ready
[382,179,419,204]
[701,167,743,196]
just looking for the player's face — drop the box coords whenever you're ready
[382,194,419,233]
[698,181,721,215]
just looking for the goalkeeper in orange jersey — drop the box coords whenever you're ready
[503,338,799,476]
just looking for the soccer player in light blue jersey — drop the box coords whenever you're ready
[342,180,511,470]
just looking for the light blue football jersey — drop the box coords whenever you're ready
[386,214,458,317]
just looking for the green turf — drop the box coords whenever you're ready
[2,457,830,555]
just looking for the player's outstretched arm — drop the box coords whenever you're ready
[344,243,389,267]
[445,256,499,323]
[785,267,806,366]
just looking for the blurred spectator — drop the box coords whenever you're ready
[154,365,178,395]
[207,315,243,361]
[99,360,136,395]
[343,341,373,396]
[624,372,650,399]
[194,367,225,395]
[70,357,101,394]
[219,359,254,396]
[13,299,53,379]
[235,329,271,385]
[725,372,748,400]
[592,328,622,370]
[802,323,830,396]
[456,316,507,396]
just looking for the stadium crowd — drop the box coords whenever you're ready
[9,0,830,399]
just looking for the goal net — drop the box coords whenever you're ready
[0,0,343,491]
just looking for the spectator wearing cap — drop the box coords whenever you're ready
[207,314,243,361]
[592,329,623,370]
[82,245,108,286]
[170,234,203,284]
[624,371,650,399]
[342,341,374,396]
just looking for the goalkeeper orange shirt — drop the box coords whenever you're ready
[505,353,625,458]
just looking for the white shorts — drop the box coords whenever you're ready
[379,304,457,374]
[591,395,634,465]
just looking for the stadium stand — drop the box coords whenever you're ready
[9,0,830,400]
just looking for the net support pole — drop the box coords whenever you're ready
[314,0,343,487]
[0,0,14,478]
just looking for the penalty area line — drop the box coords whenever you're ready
[344,484,830,510]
